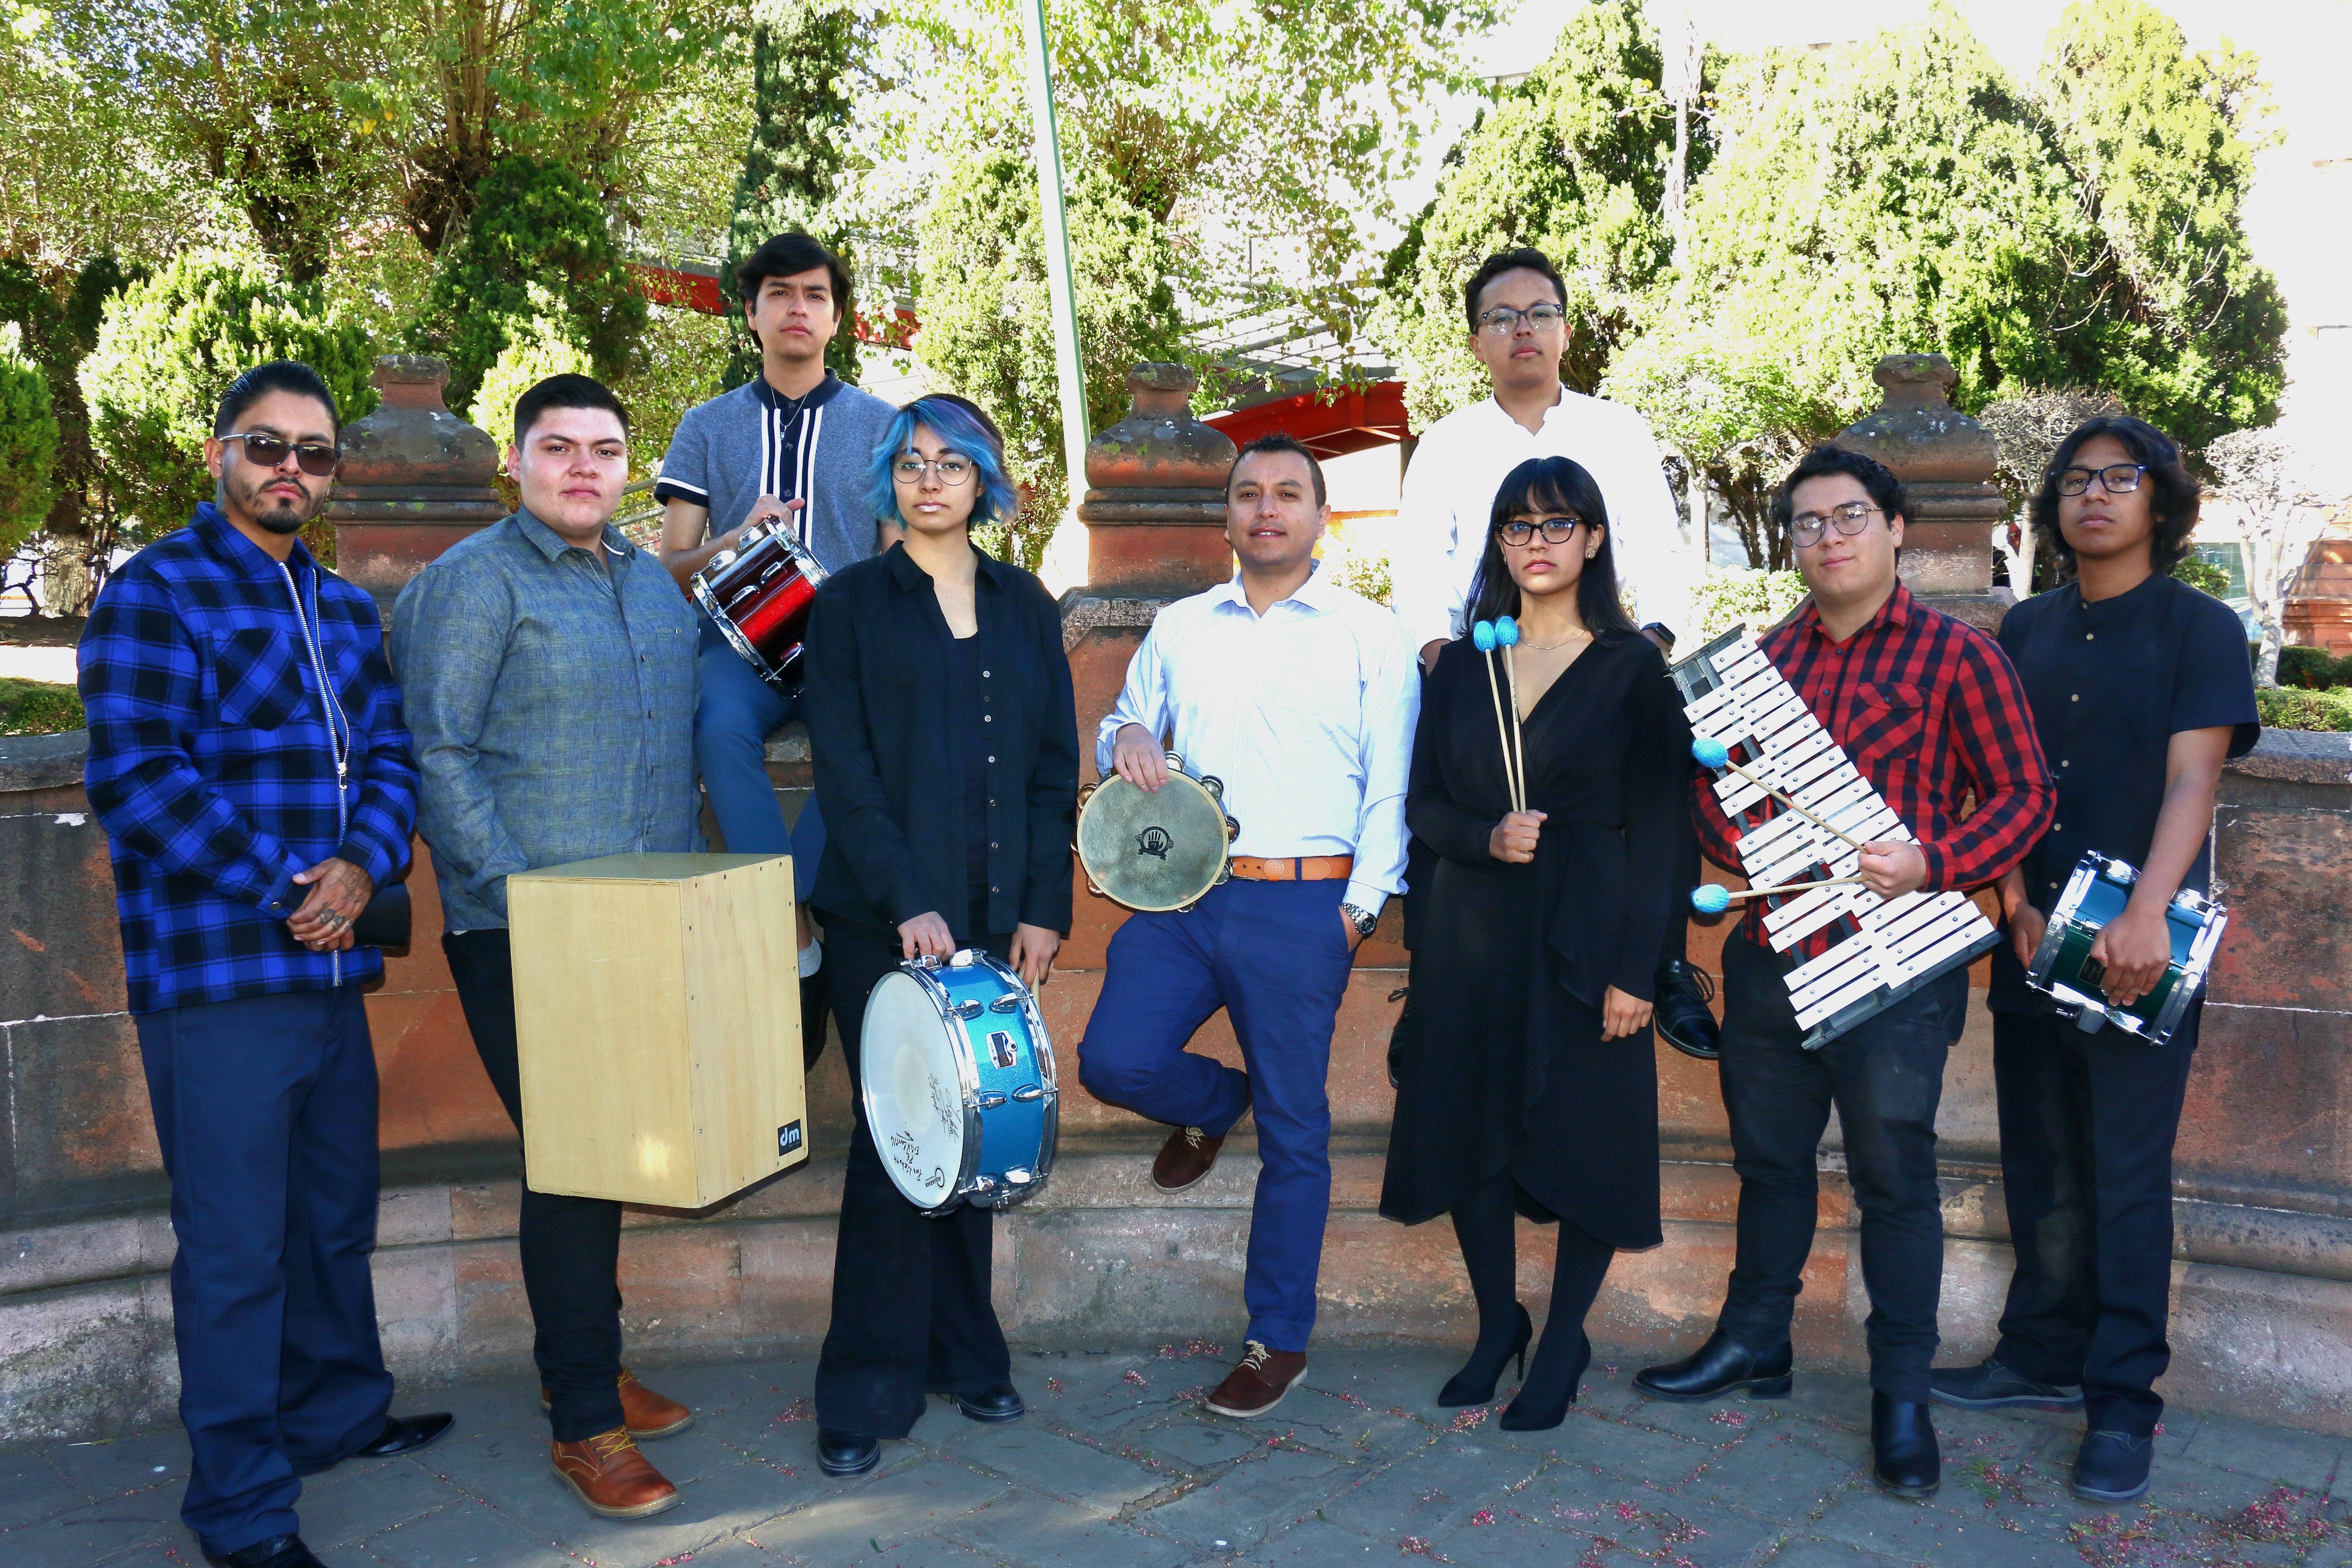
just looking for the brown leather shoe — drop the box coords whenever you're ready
[550,1428,680,1519]
[1153,1124,1227,1191]
[540,1367,694,1439]
[1204,1341,1308,1418]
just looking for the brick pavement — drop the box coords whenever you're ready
[4,1342,2347,1568]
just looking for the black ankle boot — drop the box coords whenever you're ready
[2071,1430,2154,1502]
[1439,1303,1532,1407]
[1499,1331,1592,1431]
[1871,1391,1940,1498]
[1633,1328,1792,1402]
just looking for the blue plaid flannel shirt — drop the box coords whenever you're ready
[80,503,420,1013]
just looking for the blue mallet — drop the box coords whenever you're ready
[1690,875,1862,913]
[1688,735,1867,851]
[1469,620,1519,812]
[1492,617,1527,809]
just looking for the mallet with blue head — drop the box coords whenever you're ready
[1689,735,1868,852]
[1690,876,1863,913]
[1470,621,1519,812]
[1493,616,1527,810]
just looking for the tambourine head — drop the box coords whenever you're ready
[1076,766,1234,913]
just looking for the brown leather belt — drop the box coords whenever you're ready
[1228,854,1354,883]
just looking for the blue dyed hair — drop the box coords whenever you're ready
[865,393,1020,531]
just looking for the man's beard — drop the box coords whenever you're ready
[232,475,315,535]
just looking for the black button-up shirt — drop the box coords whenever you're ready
[1988,573,2258,1011]
[802,542,1079,940]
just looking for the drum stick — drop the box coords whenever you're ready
[1495,616,1528,812]
[1690,876,1863,913]
[1690,736,1867,852]
[1470,622,1521,813]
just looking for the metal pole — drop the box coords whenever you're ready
[1019,0,1092,547]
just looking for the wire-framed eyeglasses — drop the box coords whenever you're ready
[1789,501,1882,547]
[892,456,974,486]
[1475,303,1567,337]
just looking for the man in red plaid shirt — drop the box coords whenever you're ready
[1633,446,2052,1503]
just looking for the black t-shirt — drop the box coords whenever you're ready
[1988,573,2258,1012]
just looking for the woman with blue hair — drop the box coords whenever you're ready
[798,392,1080,1478]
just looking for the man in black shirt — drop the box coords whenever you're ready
[1930,416,2257,1504]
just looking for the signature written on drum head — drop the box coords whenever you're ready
[889,1128,944,1193]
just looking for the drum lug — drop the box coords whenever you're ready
[973,1091,1008,1110]
[948,950,978,968]
[989,995,1021,1014]
[1011,1084,1045,1103]
[1003,1167,1033,1186]
[949,998,984,1020]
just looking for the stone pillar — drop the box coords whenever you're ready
[1074,363,1236,597]
[328,355,505,619]
[1833,354,2008,630]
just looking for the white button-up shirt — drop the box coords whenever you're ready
[1096,567,1419,918]
[1391,387,1689,654]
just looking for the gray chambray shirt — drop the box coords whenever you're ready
[390,509,701,930]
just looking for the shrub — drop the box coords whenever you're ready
[1692,564,1809,639]
[2170,557,2231,598]
[2255,686,2352,733]
[464,292,595,445]
[0,323,60,554]
[2276,645,2337,691]
[79,252,377,546]
[0,677,84,736]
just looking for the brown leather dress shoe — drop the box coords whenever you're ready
[1153,1124,1227,1191]
[1204,1341,1308,1418]
[540,1367,694,1439]
[550,1428,680,1519]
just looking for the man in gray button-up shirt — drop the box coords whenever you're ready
[388,373,701,1520]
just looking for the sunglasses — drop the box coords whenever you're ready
[222,431,342,478]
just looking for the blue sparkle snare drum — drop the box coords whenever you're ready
[861,950,1059,1214]
[2025,851,2228,1046]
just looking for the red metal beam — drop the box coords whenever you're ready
[628,260,921,349]
[1203,382,1410,459]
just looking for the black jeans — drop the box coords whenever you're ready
[444,930,628,1442]
[1991,1004,2200,1436]
[813,921,1012,1437]
[1715,933,1966,1401]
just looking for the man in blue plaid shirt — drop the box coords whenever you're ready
[80,361,450,1568]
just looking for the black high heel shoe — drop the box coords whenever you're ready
[1439,1303,1532,1407]
[1499,1331,1592,1431]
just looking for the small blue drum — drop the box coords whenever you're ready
[861,950,1059,1214]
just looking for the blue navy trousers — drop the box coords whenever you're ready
[135,986,392,1557]
[697,618,825,895]
[1078,878,1357,1353]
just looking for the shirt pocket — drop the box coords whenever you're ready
[211,626,309,731]
[1847,680,1927,765]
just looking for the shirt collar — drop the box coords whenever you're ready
[515,506,634,564]
[1797,579,1914,644]
[1479,385,1575,432]
[752,369,844,416]
[192,500,320,580]
[882,538,1016,592]
[1213,562,1333,616]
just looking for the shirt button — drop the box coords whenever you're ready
[990,841,999,849]
[2086,632,2095,641]
[982,670,991,678]
[991,885,999,893]
[987,756,995,764]
[2061,760,2070,767]
[2053,823,2062,832]
[984,714,992,722]
[988,799,996,807]
[2070,694,2079,701]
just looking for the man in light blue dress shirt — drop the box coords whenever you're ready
[1078,433,1419,1419]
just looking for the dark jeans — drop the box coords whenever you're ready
[1715,933,1966,1401]
[814,921,1012,1437]
[1991,1003,2200,1436]
[135,987,392,1558]
[444,930,628,1442]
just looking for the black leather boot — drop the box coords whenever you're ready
[1652,960,1721,1060]
[1872,1391,1940,1498]
[1632,1328,1792,1402]
[947,1384,1026,1423]
[817,1427,879,1477]
[2071,1430,2154,1502]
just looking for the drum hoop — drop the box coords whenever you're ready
[2149,901,2229,1045]
[858,961,986,1217]
[962,951,1060,1198]
[690,574,781,682]
[1075,763,1234,914]
[2027,854,2104,991]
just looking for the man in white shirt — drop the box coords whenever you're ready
[1391,245,1718,1060]
[1078,434,1418,1421]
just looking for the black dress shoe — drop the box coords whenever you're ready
[210,1535,325,1568]
[1439,1302,1531,1407]
[817,1427,880,1477]
[1929,1356,2082,1411]
[2072,1430,2154,1502]
[1652,960,1721,1061]
[1633,1329,1792,1402]
[1872,1392,1940,1498]
[948,1383,1026,1423]
[1499,1332,1592,1431]
[351,1411,454,1459]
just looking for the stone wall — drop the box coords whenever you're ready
[4,714,2347,1445]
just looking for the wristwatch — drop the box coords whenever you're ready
[1340,902,1380,938]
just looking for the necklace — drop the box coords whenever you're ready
[1519,627,1591,651]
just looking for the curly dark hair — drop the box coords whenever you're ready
[2028,415,2199,576]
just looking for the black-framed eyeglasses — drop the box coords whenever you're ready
[1789,501,1881,547]
[1495,515,1585,546]
[892,456,974,486]
[2055,463,2147,497]
[222,431,341,478]
[1475,303,1567,337]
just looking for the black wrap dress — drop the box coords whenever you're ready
[1379,630,1693,1245]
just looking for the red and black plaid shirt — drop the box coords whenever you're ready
[1692,582,2054,955]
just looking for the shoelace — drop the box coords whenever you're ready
[588,1429,637,1462]
[1237,1341,1270,1373]
[1183,1127,1206,1149]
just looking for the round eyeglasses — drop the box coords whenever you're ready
[1789,501,1882,547]
[893,456,974,486]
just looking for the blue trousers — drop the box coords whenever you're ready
[1077,878,1356,1353]
[697,618,824,897]
[135,987,392,1557]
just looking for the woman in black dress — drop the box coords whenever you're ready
[801,393,1080,1476]
[1381,455,1693,1430]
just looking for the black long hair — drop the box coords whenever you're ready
[2027,414,2199,576]
[1463,456,1640,641]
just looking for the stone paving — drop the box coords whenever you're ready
[5,1342,2349,1568]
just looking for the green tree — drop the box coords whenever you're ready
[915,149,1181,568]
[409,157,649,414]
[0,323,58,554]
[0,254,140,613]
[80,252,378,547]
[721,0,862,387]
[1374,0,1694,429]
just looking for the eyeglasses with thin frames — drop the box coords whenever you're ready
[1495,516,1586,547]
[1475,303,1567,337]
[2055,464,2147,497]
[221,432,341,478]
[892,456,974,486]
[1789,501,1882,548]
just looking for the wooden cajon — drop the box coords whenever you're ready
[508,853,806,1207]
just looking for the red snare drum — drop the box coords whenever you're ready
[689,522,830,692]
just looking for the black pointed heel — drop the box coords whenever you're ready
[1500,1332,1593,1431]
[1439,1303,1533,1407]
